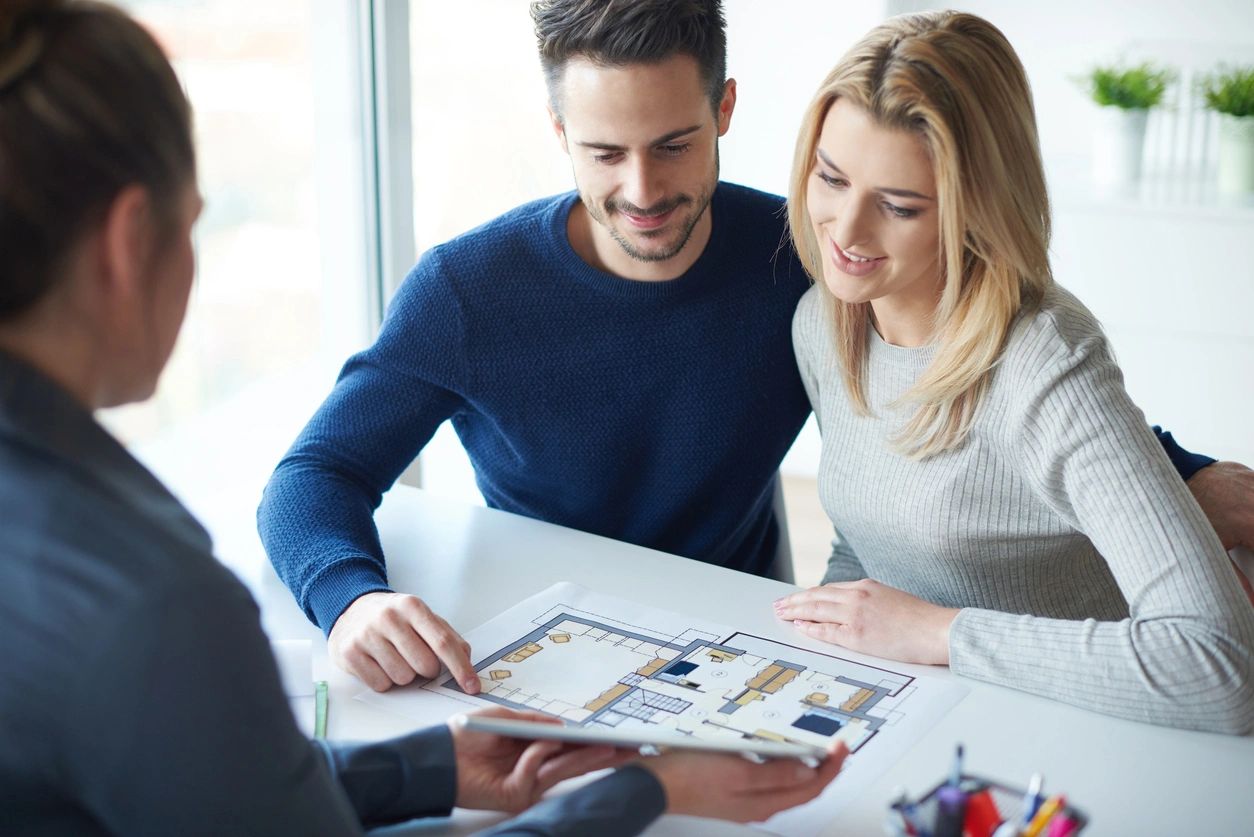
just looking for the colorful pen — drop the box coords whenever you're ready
[962,787,1003,837]
[1022,794,1065,837]
[1021,773,1044,824]
[933,744,968,837]
[1046,809,1080,837]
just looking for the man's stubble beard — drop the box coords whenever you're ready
[581,149,720,264]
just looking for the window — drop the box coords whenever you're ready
[100,1,374,449]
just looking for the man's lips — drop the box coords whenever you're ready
[620,207,677,230]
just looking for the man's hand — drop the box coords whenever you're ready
[448,708,629,812]
[328,591,480,693]
[773,580,958,665]
[1189,461,1254,551]
[643,741,849,822]
[1187,461,1254,604]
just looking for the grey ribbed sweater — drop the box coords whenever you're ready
[792,283,1254,734]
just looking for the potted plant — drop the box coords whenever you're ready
[1201,66,1254,196]
[1082,63,1173,193]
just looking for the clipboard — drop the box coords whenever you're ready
[458,715,829,766]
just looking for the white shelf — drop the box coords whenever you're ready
[1047,155,1254,221]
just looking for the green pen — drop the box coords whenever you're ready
[314,680,328,739]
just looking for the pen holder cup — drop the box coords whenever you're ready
[887,774,1088,836]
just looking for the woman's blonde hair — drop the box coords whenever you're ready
[787,11,1052,459]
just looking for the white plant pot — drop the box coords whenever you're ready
[1092,106,1148,195]
[1217,113,1254,196]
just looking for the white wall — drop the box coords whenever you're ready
[897,0,1254,164]
[720,1,888,194]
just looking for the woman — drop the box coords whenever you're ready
[772,11,1254,734]
[0,1,844,834]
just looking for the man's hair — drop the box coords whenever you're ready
[530,0,727,118]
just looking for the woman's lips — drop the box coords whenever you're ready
[830,237,886,276]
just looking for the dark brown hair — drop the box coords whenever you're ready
[530,0,727,118]
[0,0,194,321]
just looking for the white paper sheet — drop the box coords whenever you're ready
[271,639,314,697]
[356,582,966,836]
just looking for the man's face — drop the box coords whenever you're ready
[551,54,734,278]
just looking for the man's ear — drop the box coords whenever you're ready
[97,185,154,304]
[547,104,569,154]
[716,78,737,137]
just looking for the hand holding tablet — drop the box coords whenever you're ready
[458,713,834,766]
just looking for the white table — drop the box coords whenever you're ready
[253,485,1254,835]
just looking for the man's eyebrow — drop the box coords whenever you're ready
[815,148,935,201]
[575,125,703,152]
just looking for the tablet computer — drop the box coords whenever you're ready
[459,715,829,766]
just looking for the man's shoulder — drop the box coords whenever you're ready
[715,181,787,218]
[710,182,803,285]
[434,192,575,262]
[393,192,576,304]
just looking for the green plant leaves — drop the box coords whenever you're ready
[1201,66,1254,118]
[1084,63,1173,110]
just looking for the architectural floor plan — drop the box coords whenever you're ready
[359,583,966,834]
[449,603,917,755]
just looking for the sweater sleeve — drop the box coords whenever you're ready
[947,326,1254,734]
[258,250,471,633]
[822,528,868,584]
[479,766,667,837]
[1151,425,1216,481]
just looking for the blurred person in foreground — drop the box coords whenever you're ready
[0,2,846,834]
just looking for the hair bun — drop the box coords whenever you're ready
[0,0,62,93]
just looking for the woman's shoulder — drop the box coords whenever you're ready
[1000,284,1111,374]
[792,283,829,336]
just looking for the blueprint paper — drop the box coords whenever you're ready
[356,582,966,835]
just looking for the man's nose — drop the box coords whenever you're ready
[621,157,665,212]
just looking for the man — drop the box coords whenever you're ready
[258,0,1254,695]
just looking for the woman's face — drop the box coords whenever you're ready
[806,98,942,318]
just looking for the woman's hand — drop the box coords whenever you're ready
[773,580,959,665]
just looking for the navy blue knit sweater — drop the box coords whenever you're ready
[259,183,814,632]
